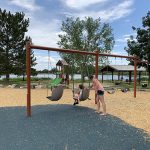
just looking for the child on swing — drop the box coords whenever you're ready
[73,84,84,105]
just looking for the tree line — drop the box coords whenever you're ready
[125,11,150,82]
[0,9,36,81]
[0,8,150,82]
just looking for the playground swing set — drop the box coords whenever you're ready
[26,42,147,117]
[71,54,91,102]
[46,51,66,90]
[101,56,131,94]
[46,51,91,101]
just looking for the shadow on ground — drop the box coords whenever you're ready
[0,104,149,150]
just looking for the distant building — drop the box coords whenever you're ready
[100,65,146,84]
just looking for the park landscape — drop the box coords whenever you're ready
[0,0,150,150]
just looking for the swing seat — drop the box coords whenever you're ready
[142,83,147,87]
[107,90,115,94]
[79,88,90,101]
[47,85,64,101]
[121,88,129,93]
[106,87,115,94]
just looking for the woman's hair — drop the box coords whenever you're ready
[79,84,84,89]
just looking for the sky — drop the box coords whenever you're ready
[1,0,150,70]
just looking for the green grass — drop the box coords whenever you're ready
[0,77,149,90]
[0,77,52,86]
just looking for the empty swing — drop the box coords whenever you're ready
[46,51,64,101]
[47,85,64,101]
[107,88,115,94]
[121,88,129,93]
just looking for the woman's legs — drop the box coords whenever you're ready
[99,95,106,115]
[96,95,101,113]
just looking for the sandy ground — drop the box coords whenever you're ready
[0,87,150,133]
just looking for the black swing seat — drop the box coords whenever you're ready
[106,88,116,94]
[107,90,115,94]
[142,83,147,87]
[79,88,90,101]
[121,88,129,93]
[47,85,64,101]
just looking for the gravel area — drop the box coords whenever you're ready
[0,88,150,149]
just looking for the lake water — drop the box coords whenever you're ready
[0,73,131,81]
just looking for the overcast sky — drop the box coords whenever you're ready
[1,0,150,70]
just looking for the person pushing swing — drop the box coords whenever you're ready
[90,75,107,115]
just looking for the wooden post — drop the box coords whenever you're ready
[26,42,31,117]
[129,71,132,84]
[138,71,141,85]
[102,71,104,83]
[134,56,137,98]
[95,50,99,104]
[121,72,123,80]
[95,50,99,79]
[112,71,114,81]
[118,72,120,81]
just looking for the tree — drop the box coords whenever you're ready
[0,9,36,81]
[14,37,37,81]
[58,17,114,80]
[125,11,150,83]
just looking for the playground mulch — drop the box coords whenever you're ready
[0,88,150,149]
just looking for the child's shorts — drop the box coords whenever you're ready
[97,90,104,95]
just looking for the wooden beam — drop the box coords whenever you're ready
[26,42,31,117]
[134,58,137,98]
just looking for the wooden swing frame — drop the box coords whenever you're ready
[26,42,139,117]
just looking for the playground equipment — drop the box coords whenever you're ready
[107,88,116,94]
[46,85,64,101]
[47,78,62,89]
[71,54,91,102]
[55,59,69,84]
[79,88,90,101]
[46,52,68,99]
[121,88,130,93]
[26,42,142,117]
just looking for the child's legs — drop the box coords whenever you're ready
[99,95,106,114]
[74,93,78,97]
[74,94,79,102]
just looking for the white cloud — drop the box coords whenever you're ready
[34,55,60,70]
[26,19,61,47]
[64,0,108,9]
[9,0,41,11]
[68,0,134,22]
[116,32,136,43]
[116,38,129,43]
[109,57,129,65]
[114,44,122,47]
[25,17,62,70]
[36,55,57,64]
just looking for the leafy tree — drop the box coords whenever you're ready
[125,11,150,83]
[0,9,36,81]
[41,69,49,73]
[14,37,37,81]
[49,67,58,73]
[58,17,114,80]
